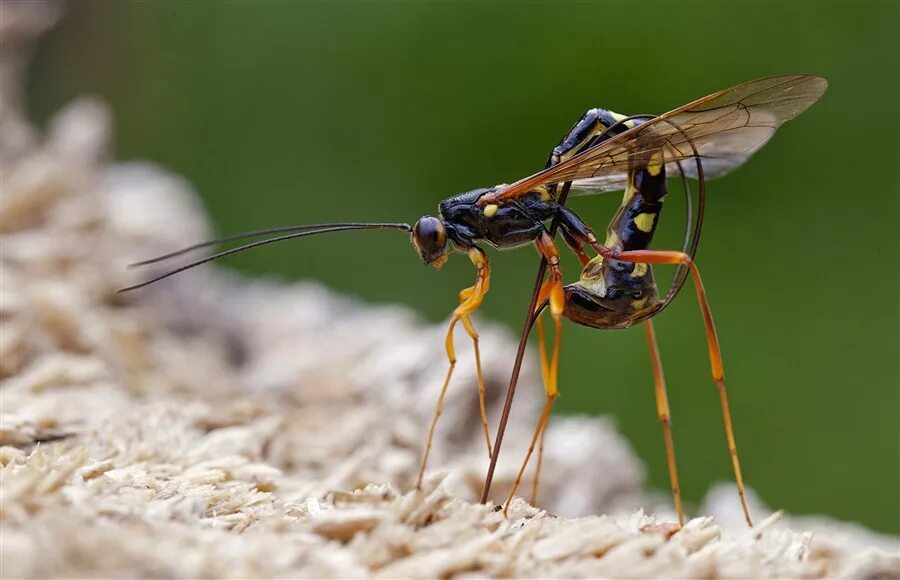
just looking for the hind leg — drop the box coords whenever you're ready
[644,319,685,527]
[613,249,753,527]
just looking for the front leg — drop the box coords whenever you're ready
[416,247,492,489]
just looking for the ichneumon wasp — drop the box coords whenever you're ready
[120,74,827,528]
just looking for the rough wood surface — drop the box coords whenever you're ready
[1,4,898,578]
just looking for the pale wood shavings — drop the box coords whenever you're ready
[1,3,897,578]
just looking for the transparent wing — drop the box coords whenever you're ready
[568,174,630,196]
[568,157,701,196]
[503,75,827,199]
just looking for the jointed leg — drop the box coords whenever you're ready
[557,206,613,259]
[529,305,554,506]
[505,385,556,517]
[416,247,493,490]
[534,231,565,397]
[503,232,564,513]
[644,319,685,526]
[613,249,753,527]
[531,418,548,506]
[561,228,591,267]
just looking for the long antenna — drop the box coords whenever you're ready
[118,222,411,293]
[129,222,398,267]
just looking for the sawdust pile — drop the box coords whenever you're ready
[1,3,898,578]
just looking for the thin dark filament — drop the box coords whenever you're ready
[660,118,706,308]
[669,159,694,298]
[129,222,409,267]
[118,223,410,293]
[594,113,656,143]
[479,182,571,504]
[676,161,693,257]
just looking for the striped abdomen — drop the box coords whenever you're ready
[562,164,667,329]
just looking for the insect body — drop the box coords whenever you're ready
[120,75,827,529]
[479,75,827,527]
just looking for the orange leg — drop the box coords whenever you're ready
[525,235,598,506]
[505,388,556,516]
[531,423,548,506]
[561,229,592,267]
[530,229,594,505]
[416,247,492,490]
[530,312,554,506]
[534,231,565,400]
[644,319,685,527]
[504,232,564,514]
[614,249,753,527]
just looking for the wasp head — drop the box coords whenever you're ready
[411,215,448,269]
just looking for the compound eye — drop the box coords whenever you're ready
[412,216,447,263]
[415,218,438,243]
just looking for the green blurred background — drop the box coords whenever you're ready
[28,2,898,533]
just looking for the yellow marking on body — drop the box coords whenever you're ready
[647,151,664,176]
[580,255,605,281]
[610,111,635,128]
[483,204,498,218]
[604,230,622,249]
[535,185,551,201]
[622,174,637,204]
[631,296,648,310]
[631,262,648,277]
[634,213,656,233]
[558,112,620,164]
[558,138,591,163]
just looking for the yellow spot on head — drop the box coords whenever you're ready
[634,213,656,233]
[483,204,498,218]
[647,151,663,176]
[631,262,648,277]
